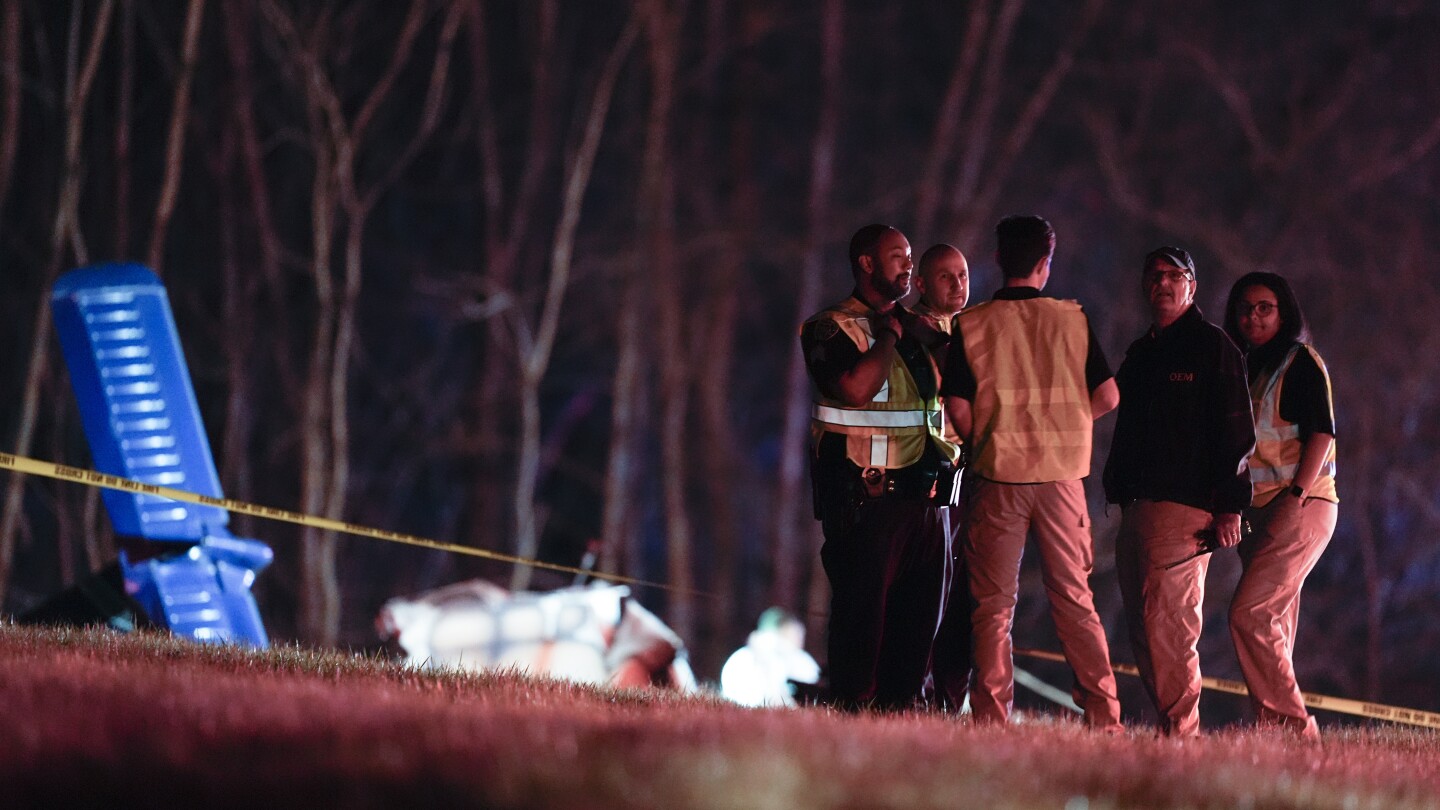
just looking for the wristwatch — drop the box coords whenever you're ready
[1286,484,1306,499]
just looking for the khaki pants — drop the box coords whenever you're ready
[965,478,1121,729]
[1115,500,1212,736]
[1231,495,1337,737]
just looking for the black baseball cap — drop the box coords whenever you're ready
[1143,246,1196,277]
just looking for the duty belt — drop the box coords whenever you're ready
[860,462,943,499]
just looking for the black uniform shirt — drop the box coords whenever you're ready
[1246,339,1336,440]
[1102,304,1255,514]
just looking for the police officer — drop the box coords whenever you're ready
[801,224,962,711]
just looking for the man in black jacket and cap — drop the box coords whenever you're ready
[1103,246,1255,736]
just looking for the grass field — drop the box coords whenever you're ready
[2,623,1438,809]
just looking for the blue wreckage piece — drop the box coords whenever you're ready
[51,263,271,647]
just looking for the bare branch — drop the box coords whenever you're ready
[0,0,114,605]
[947,0,1025,221]
[1175,41,1277,170]
[0,2,23,222]
[350,0,428,144]
[914,0,991,236]
[360,0,464,211]
[146,0,206,273]
[965,0,1104,243]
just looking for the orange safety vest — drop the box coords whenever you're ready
[807,297,960,469]
[1250,343,1338,507]
[955,297,1092,483]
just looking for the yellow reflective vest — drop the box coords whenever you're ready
[1250,343,1338,507]
[955,296,1092,483]
[908,302,964,447]
[807,297,960,469]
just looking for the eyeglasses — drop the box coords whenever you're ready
[1143,268,1193,286]
[1237,301,1277,317]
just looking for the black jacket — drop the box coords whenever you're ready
[1103,304,1255,514]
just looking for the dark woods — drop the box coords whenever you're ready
[3,0,1440,713]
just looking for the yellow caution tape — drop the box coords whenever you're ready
[0,451,691,596]
[11,450,1436,728]
[1014,647,1440,730]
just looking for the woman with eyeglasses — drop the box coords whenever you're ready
[1222,271,1338,740]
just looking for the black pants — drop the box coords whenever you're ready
[819,492,958,710]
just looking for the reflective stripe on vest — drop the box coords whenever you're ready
[805,297,960,468]
[812,404,930,428]
[957,297,1092,482]
[1249,343,1338,505]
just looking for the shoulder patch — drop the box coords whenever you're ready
[811,318,840,341]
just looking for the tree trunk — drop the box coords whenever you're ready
[146,0,206,275]
[600,284,645,581]
[636,0,694,639]
[773,0,840,615]
[113,0,133,257]
[0,0,113,606]
[692,0,751,667]
[465,0,558,569]
[510,11,638,591]
[0,0,19,212]
[913,0,990,238]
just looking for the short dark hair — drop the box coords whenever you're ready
[995,215,1055,279]
[1223,271,1309,348]
[849,224,895,274]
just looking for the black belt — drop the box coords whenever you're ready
[861,462,944,499]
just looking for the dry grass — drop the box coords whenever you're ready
[2,622,1438,809]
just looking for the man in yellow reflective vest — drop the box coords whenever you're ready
[941,215,1123,730]
[800,224,963,711]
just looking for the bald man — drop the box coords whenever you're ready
[908,242,973,713]
[912,243,971,333]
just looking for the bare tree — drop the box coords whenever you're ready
[772,0,841,622]
[633,0,697,638]
[915,0,1105,247]
[262,0,462,642]
[460,0,561,565]
[0,0,113,605]
[0,0,23,215]
[144,0,205,275]
[112,0,133,258]
[508,10,639,591]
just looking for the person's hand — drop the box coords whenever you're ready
[871,311,903,342]
[1211,512,1243,548]
[897,308,947,349]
